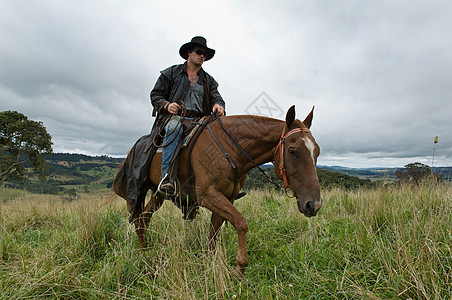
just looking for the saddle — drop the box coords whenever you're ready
[155,116,207,154]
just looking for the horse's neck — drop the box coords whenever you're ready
[222,115,284,172]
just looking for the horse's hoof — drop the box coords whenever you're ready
[231,266,245,280]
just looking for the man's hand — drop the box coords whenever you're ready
[166,102,181,114]
[212,104,225,116]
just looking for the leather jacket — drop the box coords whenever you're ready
[150,62,225,117]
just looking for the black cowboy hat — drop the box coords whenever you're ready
[179,36,215,61]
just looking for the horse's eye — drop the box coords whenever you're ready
[288,147,299,157]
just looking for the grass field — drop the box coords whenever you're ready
[1,182,451,299]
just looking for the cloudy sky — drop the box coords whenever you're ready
[1,0,451,168]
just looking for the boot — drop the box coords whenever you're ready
[157,174,177,196]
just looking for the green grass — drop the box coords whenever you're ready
[0,183,451,299]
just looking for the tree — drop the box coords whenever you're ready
[0,111,53,186]
[395,162,442,184]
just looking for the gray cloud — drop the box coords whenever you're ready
[1,0,451,167]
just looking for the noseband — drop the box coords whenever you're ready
[273,127,311,197]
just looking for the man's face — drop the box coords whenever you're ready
[188,47,207,66]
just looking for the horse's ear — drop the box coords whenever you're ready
[303,106,315,129]
[286,105,296,127]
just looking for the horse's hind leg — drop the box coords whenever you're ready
[133,191,164,249]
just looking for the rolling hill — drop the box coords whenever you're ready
[3,153,451,197]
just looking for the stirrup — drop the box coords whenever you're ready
[157,174,177,196]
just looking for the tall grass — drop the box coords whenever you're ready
[0,183,450,299]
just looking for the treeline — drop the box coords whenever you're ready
[48,161,119,175]
[44,153,124,164]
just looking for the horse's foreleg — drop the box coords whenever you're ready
[208,212,224,251]
[202,186,248,278]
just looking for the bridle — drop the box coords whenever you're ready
[273,126,311,198]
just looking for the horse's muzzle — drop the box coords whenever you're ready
[297,197,322,217]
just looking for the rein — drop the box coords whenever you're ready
[273,127,311,197]
[186,113,219,200]
[213,113,282,191]
[153,101,187,148]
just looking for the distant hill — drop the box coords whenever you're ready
[318,165,452,181]
[4,153,125,195]
[4,153,451,196]
[431,167,452,181]
[317,165,396,181]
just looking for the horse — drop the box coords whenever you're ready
[128,105,322,278]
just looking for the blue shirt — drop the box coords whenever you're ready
[183,75,204,113]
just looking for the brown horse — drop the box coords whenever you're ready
[128,105,322,278]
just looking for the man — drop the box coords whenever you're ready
[150,36,225,195]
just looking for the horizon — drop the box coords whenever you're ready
[47,152,451,170]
